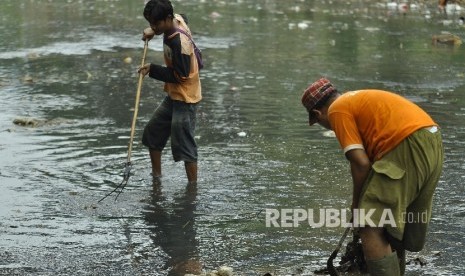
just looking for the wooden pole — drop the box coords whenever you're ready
[127,40,149,163]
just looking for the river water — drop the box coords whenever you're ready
[0,0,464,275]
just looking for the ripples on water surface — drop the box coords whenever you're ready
[0,0,464,275]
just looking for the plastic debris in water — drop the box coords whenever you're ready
[237,131,247,137]
[322,130,336,137]
[297,22,309,30]
[13,117,70,128]
[217,266,233,276]
[407,256,427,266]
[185,266,234,276]
[27,52,40,60]
[13,117,40,127]
[387,2,398,10]
[22,75,33,84]
[85,71,93,80]
[290,6,301,12]
[398,2,409,13]
[123,57,132,64]
[445,3,463,14]
[201,266,234,276]
[210,12,221,19]
[432,33,462,46]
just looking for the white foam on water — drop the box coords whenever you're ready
[0,32,162,59]
[0,31,237,60]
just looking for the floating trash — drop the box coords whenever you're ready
[297,22,309,30]
[123,56,132,64]
[432,33,462,46]
[210,12,221,19]
[407,256,427,266]
[322,130,336,138]
[290,6,301,12]
[27,52,40,60]
[13,117,40,127]
[13,117,71,128]
[22,75,33,84]
[364,27,380,32]
[237,131,247,137]
[187,265,234,276]
[445,3,463,14]
[217,266,233,276]
[85,71,93,80]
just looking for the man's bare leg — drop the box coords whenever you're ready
[360,227,400,275]
[184,162,197,184]
[360,227,392,260]
[149,150,162,177]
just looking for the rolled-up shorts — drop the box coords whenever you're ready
[142,96,198,162]
[357,126,444,252]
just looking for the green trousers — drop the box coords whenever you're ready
[358,127,444,252]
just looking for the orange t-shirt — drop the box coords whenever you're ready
[328,90,437,161]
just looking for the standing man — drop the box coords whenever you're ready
[301,78,444,275]
[138,0,201,184]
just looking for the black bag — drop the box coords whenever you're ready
[175,28,204,70]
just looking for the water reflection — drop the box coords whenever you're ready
[144,180,201,275]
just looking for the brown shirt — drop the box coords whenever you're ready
[163,14,201,103]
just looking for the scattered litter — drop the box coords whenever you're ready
[123,56,132,64]
[364,27,380,32]
[210,12,221,19]
[27,52,40,60]
[322,130,336,137]
[432,33,462,46]
[13,117,71,128]
[22,75,33,84]
[84,204,98,210]
[290,6,301,12]
[445,3,463,14]
[85,71,93,80]
[297,22,309,30]
[407,256,427,266]
[187,266,234,276]
[217,266,233,276]
[13,117,40,127]
[237,131,247,137]
[387,2,398,10]
[398,2,409,13]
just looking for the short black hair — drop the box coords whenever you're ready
[143,0,174,24]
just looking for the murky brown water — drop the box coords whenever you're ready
[1,0,464,275]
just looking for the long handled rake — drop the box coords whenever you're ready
[326,226,351,276]
[98,40,149,203]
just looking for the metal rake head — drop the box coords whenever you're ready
[97,162,132,203]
